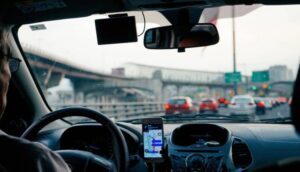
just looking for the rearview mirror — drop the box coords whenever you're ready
[144,23,219,50]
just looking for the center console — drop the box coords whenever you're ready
[168,124,230,172]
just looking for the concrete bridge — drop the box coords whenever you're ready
[25,51,292,103]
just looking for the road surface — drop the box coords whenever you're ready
[216,103,290,121]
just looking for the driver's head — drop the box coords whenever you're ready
[0,24,11,119]
[178,34,199,48]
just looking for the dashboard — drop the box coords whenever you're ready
[35,122,300,172]
[60,125,114,159]
[168,124,231,171]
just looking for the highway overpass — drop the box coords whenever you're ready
[24,50,292,103]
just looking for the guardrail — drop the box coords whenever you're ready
[51,102,165,121]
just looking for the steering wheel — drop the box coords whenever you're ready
[21,107,129,172]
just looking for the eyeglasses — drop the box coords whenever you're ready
[1,54,21,73]
[8,57,21,73]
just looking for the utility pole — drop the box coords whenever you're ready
[232,6,238,95]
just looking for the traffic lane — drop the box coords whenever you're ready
[218,104,291,120]
[161,104,291,121]
[256,104,290,121]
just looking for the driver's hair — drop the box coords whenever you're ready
[0,24,11,62]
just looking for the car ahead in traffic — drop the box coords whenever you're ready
[229,95,256,120]
[271,97,280,107]
[263,97,274,110]
[278,97,288,104]
[288,97,292,105]
[164,97,197,115]
[218,97,229,108]
[199,98,219,114]
[254,97,266,115]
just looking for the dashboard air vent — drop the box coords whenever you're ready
[232,138,252,169]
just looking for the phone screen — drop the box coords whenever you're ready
[143,121,164,159]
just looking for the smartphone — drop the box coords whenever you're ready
[142,118,164,162]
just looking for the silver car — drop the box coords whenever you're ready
[263,98,274,109]
[229,95,256,120]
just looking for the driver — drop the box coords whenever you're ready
[0,25,71,172]
[178,31,212,48]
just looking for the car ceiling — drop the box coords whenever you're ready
[1,0,300,25]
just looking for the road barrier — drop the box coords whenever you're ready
[51,102,165,121]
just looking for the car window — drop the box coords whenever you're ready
[168,99,187,105]
[202,100,213,103]
[233,98,252,103]
[17,5,299,124]
[254,97,263,101]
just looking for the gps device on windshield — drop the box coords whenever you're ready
[95,16,138,45]
[142,118,164,162]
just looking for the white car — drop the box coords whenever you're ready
[229,95,256,120]
[263,98,274,109]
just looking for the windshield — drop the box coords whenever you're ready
[168,99,187,105]
[201,100,213,103]
[18,5,298,124]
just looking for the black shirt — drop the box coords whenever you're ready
[0,130,71,172]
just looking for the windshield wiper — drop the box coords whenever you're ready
[258,117,292,124]
[162,113,251,122]
[120,113,252,124]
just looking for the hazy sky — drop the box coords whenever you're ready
[18,5,300,77]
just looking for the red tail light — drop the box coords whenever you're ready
[164,104,171,110]
[183,103,190,109]
[257,101,265,107]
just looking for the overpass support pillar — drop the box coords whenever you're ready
[206,86,212,98]
[162,85,168,102]
[152,79,163,102]
[222,88,227,98]
[74,92,84,103]
[176,85,181,97]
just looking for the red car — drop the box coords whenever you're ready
[164,97,196,115]
[288,98,292,105]
[199,99,219,113]
[218,97,229,107]
[278,97,288,104]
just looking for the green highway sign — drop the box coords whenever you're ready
[251,85,257,91]
[225,72,241,83]
[252,70,269,82]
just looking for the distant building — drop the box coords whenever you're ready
[111,68,125,76]
[269,65,293,82]
[288,69,294,81]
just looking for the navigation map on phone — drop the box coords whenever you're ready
[143,124,163,158]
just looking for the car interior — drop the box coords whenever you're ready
[1,0,300,172]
